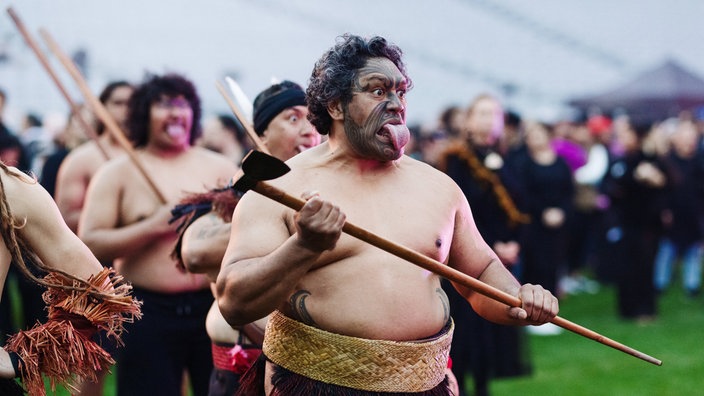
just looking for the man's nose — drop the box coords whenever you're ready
[300,118,317,135]
[385,93,404,113]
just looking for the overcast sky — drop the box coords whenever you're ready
[2,0,703,130]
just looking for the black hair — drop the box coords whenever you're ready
[306,34,411,135]
[504,110,522,128]
[25,113,42,128]
[216,114,247,144]
[97,80,133,135]
[127,73,201,148]
[99,80,132,104]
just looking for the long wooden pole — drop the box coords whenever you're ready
[215,80,270,155]
[235,160,662,366]
[6,7,110,160]
[39,29,168,204]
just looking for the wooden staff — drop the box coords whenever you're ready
[6,7,110,160]
[215,80,270,155]
[39,29,168,204]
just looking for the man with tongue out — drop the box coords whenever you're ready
[78,73,237,396]
[217,34,559,396]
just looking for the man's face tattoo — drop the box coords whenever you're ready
[343,58,410,161]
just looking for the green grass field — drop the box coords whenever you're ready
[491,283,703,396]
[35,280,702,396]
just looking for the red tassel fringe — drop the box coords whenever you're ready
[4,268,142,395]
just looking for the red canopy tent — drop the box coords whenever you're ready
[568,59,704,125]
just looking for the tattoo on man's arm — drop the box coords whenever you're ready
[289,290,317,326]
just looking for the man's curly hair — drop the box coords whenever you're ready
[306,34,412,135]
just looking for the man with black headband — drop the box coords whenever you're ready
[172,80,320,396]
[217,34,559,396]
[253,80,320,159]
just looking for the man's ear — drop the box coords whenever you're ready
[328,101,344,121]
[258,130,269,145]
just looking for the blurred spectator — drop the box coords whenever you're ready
[438,104,464,139]
[19,113,53,175]
[416,128,448,166]
[600,118,669,322]
[438,93,531,396]
[0,88,32,172]
[562,116,610,294]
[513,121,574,313]
[653,119,704,297]
[694,106,704,152]
[500,109,523,156]
[551,120,587,173]
[415,104,464,167]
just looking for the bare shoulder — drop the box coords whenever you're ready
[188,147,238,183]
[191,146,237,165]
[404,155,461,190]
[60,142,107,177]
[63,141,108,167]
[190,147,237,172]
[403,156,466,208]
[0,167,53,220]
[86,153,133,190]
[59,142,96,175]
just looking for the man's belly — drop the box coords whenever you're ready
[206,300,239,343]
[283,271,449,341]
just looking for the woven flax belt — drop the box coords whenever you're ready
[263,310,453,392]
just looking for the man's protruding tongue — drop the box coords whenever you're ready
[167,124,186,138]
[381,123,410,151]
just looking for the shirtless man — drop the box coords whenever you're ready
[55,80,133,233]
[79,73,237,396]
[54,80,133,396]
[0,162,140,395]
[216,34,559,396]
[174,80,320,396]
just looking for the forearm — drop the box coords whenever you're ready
[48,242,104,280]
[468,259,523,325]
[80,219,170,262]
[216,235,320,326]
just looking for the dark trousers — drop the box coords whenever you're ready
[115,287,214,396]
